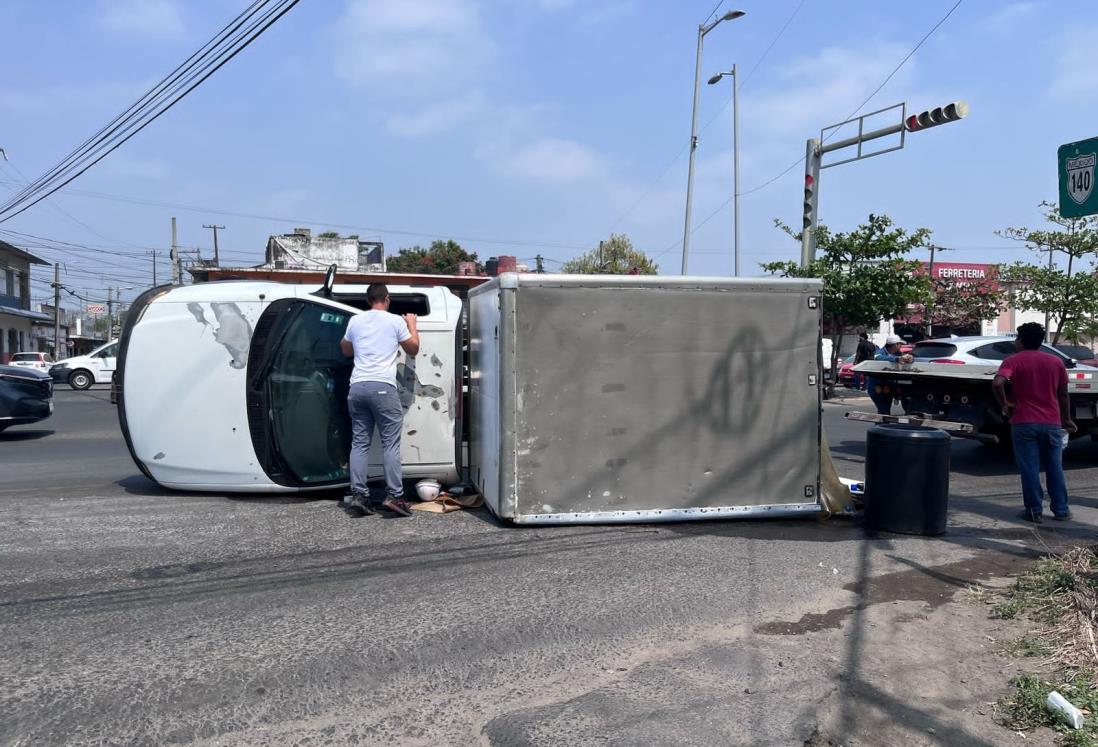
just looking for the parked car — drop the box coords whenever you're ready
[838,354,857,387]
[1054,344,1098,368]
[9,351,54,373]
[0,364,53,432]
[911,336,1087,368]
[49,340,118,390]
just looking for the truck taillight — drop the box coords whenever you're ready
[930,359,965,364]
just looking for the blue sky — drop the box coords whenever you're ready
[0,0,1093,308]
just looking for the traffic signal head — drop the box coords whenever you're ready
[802,173,817,231]
[905,100,969,132]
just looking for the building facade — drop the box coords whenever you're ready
[0,240,51,363]
[262,228,386,273]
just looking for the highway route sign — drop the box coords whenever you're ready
[1059,136,1098,217]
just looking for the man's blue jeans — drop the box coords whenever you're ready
[348,382,404,498]
[1011,423,1069,516]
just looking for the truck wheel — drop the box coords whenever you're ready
[69,370,94,390]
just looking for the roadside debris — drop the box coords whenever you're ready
[1047,690,1085,730]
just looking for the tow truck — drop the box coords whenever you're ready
[848,360,1098,445]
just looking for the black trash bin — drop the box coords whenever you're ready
[865,424,950,535]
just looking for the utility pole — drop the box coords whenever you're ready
[924,244,938,338]
[203,224,225,266]
[149,250,158,285]
[52,263,60,358]
[598,241,605,271]
[170,217,180,284]
[535,255,545,274]
[106,288,114,341]
[1045,244,1054,333]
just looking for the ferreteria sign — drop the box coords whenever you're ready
[1059,136,1098,218]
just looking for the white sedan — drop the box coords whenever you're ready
[911,336,1093,368]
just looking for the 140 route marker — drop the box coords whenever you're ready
[1059,136,1098,218]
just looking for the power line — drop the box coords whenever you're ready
[701,0,726,26]
[1,0,289,216]
[0,178,592,252]
[737,0,965,199]
[0,0,302,223]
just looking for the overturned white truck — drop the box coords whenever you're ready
[118,272,832,524]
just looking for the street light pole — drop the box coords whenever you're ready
[681,24,705,276]
[732,62,740,277]
[707,65,741,276]
[681,10,745,276]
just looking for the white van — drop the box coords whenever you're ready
[116,280,463,493]
[50,340,118,390]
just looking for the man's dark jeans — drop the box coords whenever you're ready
[348,382,404,498]
[1011,423,1069,517]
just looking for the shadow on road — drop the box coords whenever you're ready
[0,428,55,442]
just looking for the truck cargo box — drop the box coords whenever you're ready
[468,274,824,524]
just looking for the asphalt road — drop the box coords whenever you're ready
[2,388,1097,746]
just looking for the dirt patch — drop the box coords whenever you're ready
[756,549,1040,635]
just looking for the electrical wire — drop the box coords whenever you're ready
[1,0,286,215]
[0,0,302,223]
[0,179,592,252]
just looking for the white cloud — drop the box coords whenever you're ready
[99,0,185,40]
[0,81,149,114]
[1048,29,1098,100]
[981,2,1038,36]
[385,90,487,137]
[485,138,603,182]
[99,154,170,180]
[333,0,494,93]
[745,42,927,137]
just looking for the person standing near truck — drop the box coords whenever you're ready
[866,335,912,414]
[853,332,876,390]
[993,322,1076,523]
[340,283,420,517]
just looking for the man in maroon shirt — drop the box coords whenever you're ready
[992,322,1077,522]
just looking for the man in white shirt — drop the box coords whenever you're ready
[340,283,420,516]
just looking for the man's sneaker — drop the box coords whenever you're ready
[1052,511,1073,521]
[1017,509,1042,524]
[382,495,414,517]
[344,491,375,517]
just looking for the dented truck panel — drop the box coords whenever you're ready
[117,281,461,493]
[469,274,824,524]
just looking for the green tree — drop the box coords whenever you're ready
[905,273,1007,336]
[996,201,1098,344]
[762,214,932,372]
[318,231,341,239]
[561,234,658,275]
[385,239,480,275]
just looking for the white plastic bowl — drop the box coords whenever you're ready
[416,479,441,501]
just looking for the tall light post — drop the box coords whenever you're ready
[707,65,740,276]
[681,9,745,275]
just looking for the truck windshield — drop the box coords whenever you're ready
[262,303,354,485]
